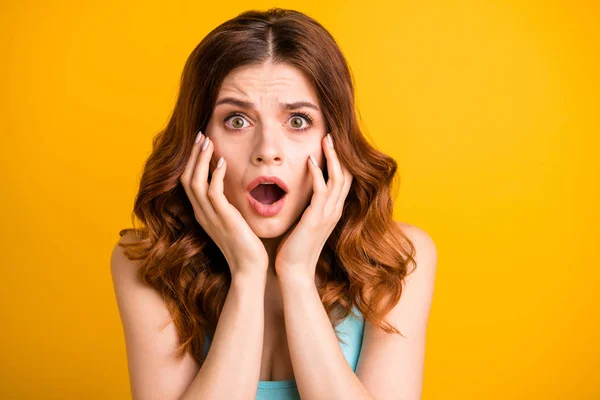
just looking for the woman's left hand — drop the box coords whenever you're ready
[275,134,353,281]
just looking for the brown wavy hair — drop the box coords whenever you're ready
[117,8,416,365]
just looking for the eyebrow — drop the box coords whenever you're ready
[214,96,320,112]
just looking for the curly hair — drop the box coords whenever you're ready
[117,7,416,365]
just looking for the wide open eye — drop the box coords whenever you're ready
[289,112,313,131]
[225,113,251,129]
[224,112,314,131]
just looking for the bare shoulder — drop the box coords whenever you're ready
[110,230,144,290]
[111,230,140,269]
[113,229,142,254]
[110,230,200,400]
[354,226,437,398]
[110,229,174,332]
[396,221,438,285]
[394,220,438,275]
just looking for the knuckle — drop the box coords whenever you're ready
[307,218,320,230]
[193,210,203,223]
[335,208,343,219]
[190,178,203,192]
[181,180,189,192]
[207,185,219,201]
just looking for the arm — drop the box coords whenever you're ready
[277,223,437,400]
[277,272,376,400]
[111,232,267,400]
[272,134,374,398]
[354,224,437,400]
[181,275,266,400]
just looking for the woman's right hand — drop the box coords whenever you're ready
[180,131,269,279]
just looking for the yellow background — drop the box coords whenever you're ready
[2,0,598,398]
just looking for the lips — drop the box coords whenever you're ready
[245,175,288,216]
[246,175,289,193]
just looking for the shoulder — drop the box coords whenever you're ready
[355,221,437,397]
[364,220,437,328]
[361,220,437,302]
[395,221,435,247]
[110,229,143,293]
[393,220,438,288]
[109,230,200,399]
[395,220,437,271]
[110,229,175,331]
[117,228,142,245]
[110,230,140,279]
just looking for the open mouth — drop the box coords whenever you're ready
[249,183,287,205]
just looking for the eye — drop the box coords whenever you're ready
[224,112,314,132]
[224,113,251,130]
[288,112,314,131]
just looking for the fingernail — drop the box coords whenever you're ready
[326,133,334,149]
[217,156,224,168]
[309,154,318,167]
[195,130,204,143]
[202,137,210,152]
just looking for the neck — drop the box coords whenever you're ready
[260,236,282,279]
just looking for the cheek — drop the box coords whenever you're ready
[220,160,244,199]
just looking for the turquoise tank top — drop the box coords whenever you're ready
[202,305,365,399]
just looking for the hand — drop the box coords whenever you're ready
[275,133,353,280]
[180,131,269,278]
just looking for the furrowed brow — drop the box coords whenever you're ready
[281,101,320,111]
[214,97,320,112]
[214,97,253,109]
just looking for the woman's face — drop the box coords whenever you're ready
[204,62,327,239]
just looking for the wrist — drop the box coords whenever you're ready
[276,268,314,288]
[231,270,268,288]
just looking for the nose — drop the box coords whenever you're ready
[251,124,284,166]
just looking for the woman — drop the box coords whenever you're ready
[111,8,437,400]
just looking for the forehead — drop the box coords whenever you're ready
[218,62,318,102]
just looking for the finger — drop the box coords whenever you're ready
[181,131,204,186]
[181,131,206,204]
[190,135,218,221]
[206,156,237,228]
[307,154,327,217]
[336,165,354,215]
[323,134,343,199]
[322,134,345,210]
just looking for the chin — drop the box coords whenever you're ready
[247,218,289,239]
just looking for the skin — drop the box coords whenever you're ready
[114,60,432,396]
[203,61,328,286]
[197,62,357,382]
